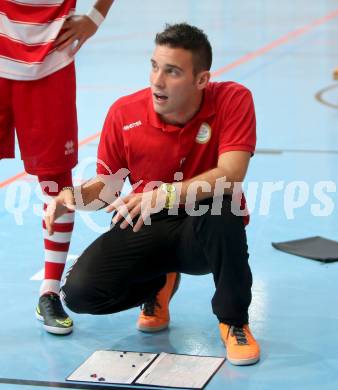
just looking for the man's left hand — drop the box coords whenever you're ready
[54,15,98,55]
[106,189,166,232]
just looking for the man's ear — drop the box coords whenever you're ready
[196,71,211,90]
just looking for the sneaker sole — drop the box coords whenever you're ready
[136,322,169,332]
[35,311,73,335]
[136,273,181,333]
[226,355,260,366]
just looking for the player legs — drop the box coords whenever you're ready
[12,63,78,334]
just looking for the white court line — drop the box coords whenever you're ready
[30,254,78,281]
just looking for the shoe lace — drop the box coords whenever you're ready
[230,326,248,345]
[42,293,67,318]
[142,297,161,316]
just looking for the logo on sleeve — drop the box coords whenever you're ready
[123,120,142,131]
[196,123,211,144]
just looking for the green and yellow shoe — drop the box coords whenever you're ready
[36,292,73,335]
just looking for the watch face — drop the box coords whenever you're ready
[166,184,176,193]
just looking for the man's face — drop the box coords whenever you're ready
[150,45,201,121]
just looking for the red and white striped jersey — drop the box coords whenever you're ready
[0,0,77,80]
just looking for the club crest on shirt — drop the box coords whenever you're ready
[64,140,75,155]
[196,122,211,144]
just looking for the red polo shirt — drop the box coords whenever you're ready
[97,81,256,222]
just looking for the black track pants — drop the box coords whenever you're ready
[61,196,253,326]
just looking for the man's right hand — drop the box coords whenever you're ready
[45,188,75,236]
[54,15,98,55]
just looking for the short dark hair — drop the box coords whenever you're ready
[155,23,212,74]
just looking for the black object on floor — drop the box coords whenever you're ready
[272,236,338,263]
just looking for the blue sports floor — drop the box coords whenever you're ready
[1,1,338,389]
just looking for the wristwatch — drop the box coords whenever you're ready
[160,183,177,209]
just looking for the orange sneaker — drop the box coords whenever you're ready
[219,323,260,366]
[137,273,181,332]
[334,67,338,80]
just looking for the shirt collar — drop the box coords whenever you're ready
[147,84,215,132]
